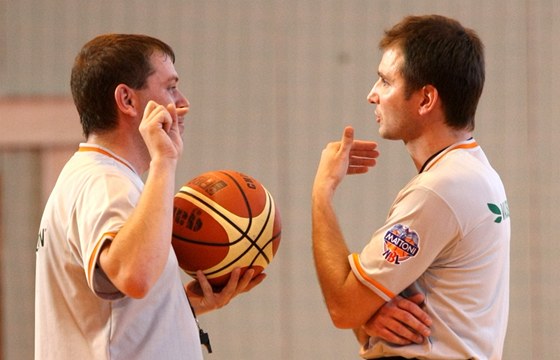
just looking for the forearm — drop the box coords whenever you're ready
[312,126,383,328]
[312,191,384,328]
[311,192,352,307]
[100,158,177,298]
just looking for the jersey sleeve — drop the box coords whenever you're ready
[74,170,142,299]
[349,185,462,301]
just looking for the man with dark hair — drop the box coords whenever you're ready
[312,15,509,359]
[35,34,264,360]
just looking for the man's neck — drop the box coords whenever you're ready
[86,130,149,175]
[405,128,473,172]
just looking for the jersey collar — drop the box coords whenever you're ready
[420,138,479,173]
[78,144,137,174]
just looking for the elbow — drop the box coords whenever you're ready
[99,245,163,299]
[112,270,156,299]
[327,303,363,329]
[330,312,349,329]
[122,280,151,299]
[330,313,360,329]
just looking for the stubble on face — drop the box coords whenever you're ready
[375,48,420,143]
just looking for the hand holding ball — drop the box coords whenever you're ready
[172,170,281,287]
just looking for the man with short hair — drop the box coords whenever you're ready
[312,15,510,359]
[35,34,264,360]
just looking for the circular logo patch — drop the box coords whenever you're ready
[382,224,420,265]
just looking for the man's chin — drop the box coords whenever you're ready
[378,129,399,141]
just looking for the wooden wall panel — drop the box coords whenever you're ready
[0,152,40,360]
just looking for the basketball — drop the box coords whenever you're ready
[172,170,281,287]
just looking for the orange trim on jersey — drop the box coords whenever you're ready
[423,140,479,172]
[79,146,136,173]
[87,231,117,282]
[351,253,395,299]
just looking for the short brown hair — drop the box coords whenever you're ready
[70,34,175,138]
[380,15,485,131]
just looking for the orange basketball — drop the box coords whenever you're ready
[172,170,281,287]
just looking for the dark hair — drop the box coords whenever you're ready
[380,15,485,131]
[70,34,175,138]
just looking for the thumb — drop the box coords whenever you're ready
[339,126,355,152]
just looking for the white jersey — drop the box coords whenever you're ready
[35,144,202,360]
[349,139,510,360]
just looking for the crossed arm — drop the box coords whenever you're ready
[312,126,430,346]
[357,292,431,346]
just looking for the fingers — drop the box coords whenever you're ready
[176,106,189,117]
[190,268,264,314]
[389,296,431,341]
[143,100,166,119]
[372,317,424,345]
[243,272,266,292]
[347,154,378,174]
[221,268,258,295]
[195,270,215,299]
[340,126,378,152]
[342,127,377,174]
[407,292,426,306]
[165,103,188,119]
[141,100,172,133]
[236,268,256,291]
[347,141,379,175]
[219,268,243,297]
[395,295,432,331]
[142,101,185,135]
[143,100,158,119]
[364,318,420,345]
[166,103,177,120]
[363,295,431,345]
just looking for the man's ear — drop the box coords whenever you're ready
[418,84,439,116]
[114,84,139,117]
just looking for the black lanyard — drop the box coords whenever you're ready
[187,295,213,353]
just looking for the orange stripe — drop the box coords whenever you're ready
[424,141,479,172]
[87,231,117,283]
[79,146,135,173]
[351,253,395,299]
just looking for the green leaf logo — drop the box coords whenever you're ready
[487,203,503,223]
